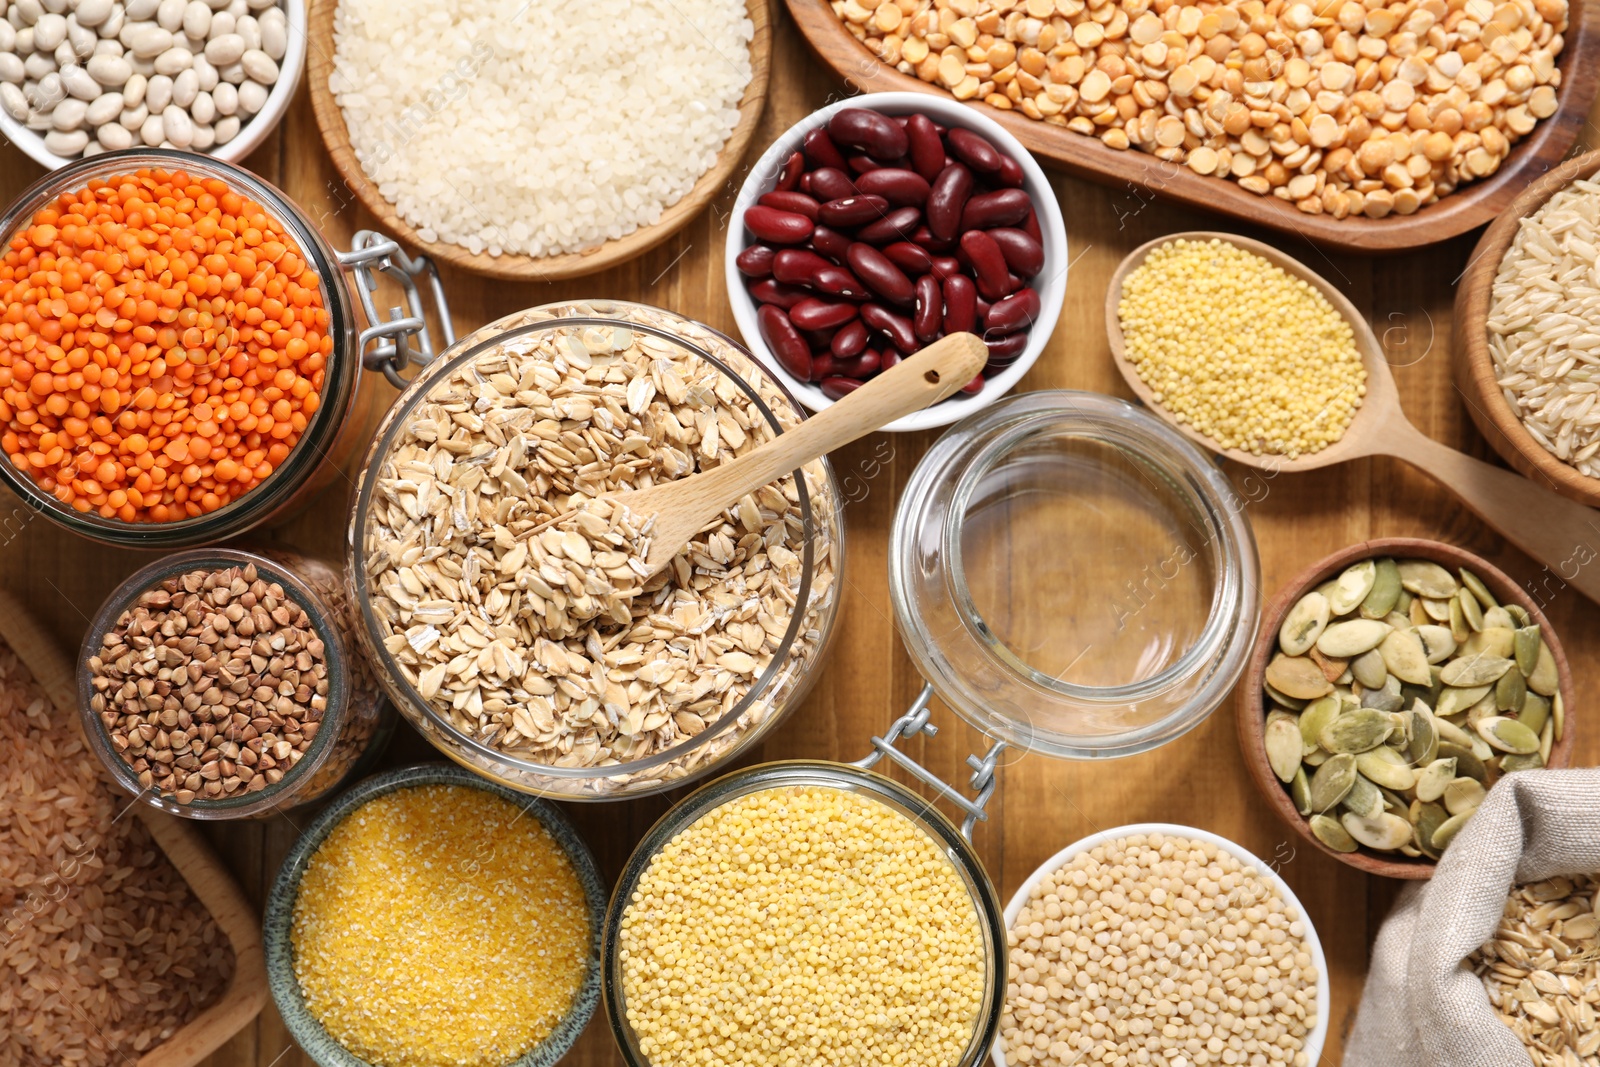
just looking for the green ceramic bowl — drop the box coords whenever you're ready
[264,763,605,1067]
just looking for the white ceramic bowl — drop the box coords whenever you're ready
[725,91,1067,433]
[989,822,1330,1067]
[0,0,306,171]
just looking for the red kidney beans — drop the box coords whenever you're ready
[810,225,853,262]
[776,150,805,192]
[803,128,848,170]
[831,319,869,357]
[745,205,814,245]
[828,108,909,160]
[961,230,1013,301]
[743,108,1048,399]
[855,168,931,206]
[790,297,860,331]
[947,128,1003,174]
[861,303,918,354]
[986,288,1040,335]
[820,376,863,400]
[759,190,820,221]
[941,275,977,334]
[847,243,915,306]
[749,279,809,308]
[960,188,1033,230]
[758,305,811,380]
[914,274,943,343]
[773,249,836,286]
[809,167,858,201]
[882,241,932,276]
[926,163,973,241]
[736,244,776,278]
[819,195,890,228]
[856,206,921,245]
[989,228,1044,277]
[961,375,985,395]
[905,114,945,182]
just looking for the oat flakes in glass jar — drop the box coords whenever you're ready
[347,300,845,801]
[78,545,394,819]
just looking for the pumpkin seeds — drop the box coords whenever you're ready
[1265,717,1303,784]
[1279,591,1330,656]
[1264,551,1567,863]
[1476,716,1541,754]
[1310,813,1359,852]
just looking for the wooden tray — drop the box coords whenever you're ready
[787,0,1600,253]
[306,0,773,280]
[0,588,268,1067]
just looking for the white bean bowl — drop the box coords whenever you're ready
[0,0,306,171]
[990,822,1331,1067]
[724,91,1068,433]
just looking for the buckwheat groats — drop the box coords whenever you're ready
[358,304,840,792]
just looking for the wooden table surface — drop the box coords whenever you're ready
[2,9,1597,1067]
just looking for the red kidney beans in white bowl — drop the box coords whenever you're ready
[725,92,1068,432]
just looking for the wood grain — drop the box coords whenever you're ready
[303,0,773,281]
[786,0,1600,254]
[1107,231,1600,607]
[0,10,1598,1065]
[1454,148,1600,507]
[1237,537,1578,881]
[0,589,269,1067]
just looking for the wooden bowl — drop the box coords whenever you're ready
[786,0,1600,254]
[305,0,772,281]
[1237,538,1577,880]
[0,588,267,1067]
[1454,149,1600,508]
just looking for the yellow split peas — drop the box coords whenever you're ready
[619,785,987,1067]
[290,784,592,1067]
[1118,238,1366,459]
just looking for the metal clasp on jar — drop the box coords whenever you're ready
[852,682,1007,841]
[337,231,455,388]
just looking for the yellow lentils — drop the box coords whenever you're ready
[290,784,592,1067]
[1118,238,1366,459]
[618,785,987,1067]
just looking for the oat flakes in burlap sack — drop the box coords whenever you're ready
[1345,769,1600,1067]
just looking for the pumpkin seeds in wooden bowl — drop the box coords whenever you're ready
[1239,539,1577,879]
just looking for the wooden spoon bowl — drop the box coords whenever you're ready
[1454,149,1600,508]
[1239,538,1577,880]
[305,0,772,281]
[1105,231,1600,606]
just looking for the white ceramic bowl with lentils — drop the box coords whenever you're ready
[992,824,1330,1067]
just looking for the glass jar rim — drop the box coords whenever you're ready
[600,760,1006,1067]
[890,391,1262,759]
[347,308,834,783]
[77,545,354,819]
[0,149,358,546]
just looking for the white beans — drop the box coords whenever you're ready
[1,0,286,157]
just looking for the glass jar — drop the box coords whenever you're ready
[0,149,448,548]
[346,300,845,800]
[78,545,394,819]
[601,761,1006,1067]
[890,391,1261,759]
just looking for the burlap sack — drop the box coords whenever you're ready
[1345,769,1600,1067]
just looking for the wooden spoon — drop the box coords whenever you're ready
[601,331,988,576]
[1106,231,1600,605]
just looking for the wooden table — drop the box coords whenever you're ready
[1,10,1596,1067]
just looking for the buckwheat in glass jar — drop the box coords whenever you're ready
[349,301,843,800]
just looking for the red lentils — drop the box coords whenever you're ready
[0,167,332,523]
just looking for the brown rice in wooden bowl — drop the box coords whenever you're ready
[1238,538,1575,880]
[1455,149,1600,507]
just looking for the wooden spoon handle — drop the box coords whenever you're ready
[1384,426,1600,604]
[694,332,990,501]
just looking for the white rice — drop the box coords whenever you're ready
[331,0,754,259]
[1487,178,1600,477]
